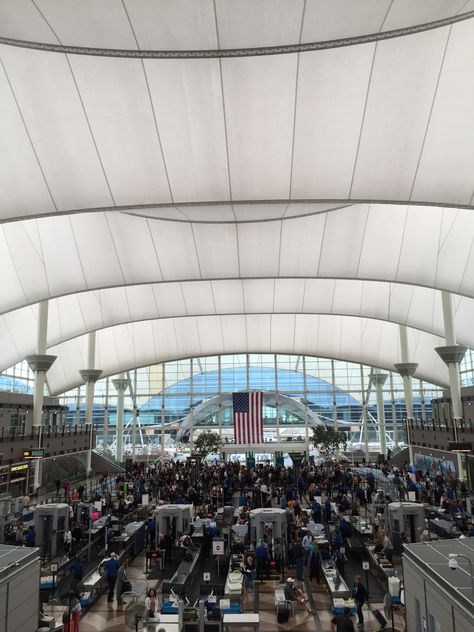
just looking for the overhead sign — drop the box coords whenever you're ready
[23,449,44,459]
[448,441,472,453]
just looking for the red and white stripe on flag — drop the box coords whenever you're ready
[232,391,263,444]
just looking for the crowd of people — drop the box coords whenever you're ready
[6,453,472,630]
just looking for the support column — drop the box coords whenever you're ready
[274,355,279,441]
[369,369,388,457]
[26,301,56,492]
[161,365,166,454]
[217,355,222,440]
[394,324,419,418]
[112,374,130,463]
[103,377,109,450]
[303,356,309,453]
[79,331,102,476]
[435,291,467,427]
[79,369,102,475]
[360,366,369,463]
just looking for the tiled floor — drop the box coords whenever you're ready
[51,552,405,632]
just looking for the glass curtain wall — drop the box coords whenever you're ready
[46,354,446,456]
[5,352,474,456]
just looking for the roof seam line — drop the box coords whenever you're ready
[2,10,474,58]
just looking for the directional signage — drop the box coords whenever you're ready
[23,449,44,459]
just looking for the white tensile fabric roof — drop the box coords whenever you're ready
[1,1,474,394]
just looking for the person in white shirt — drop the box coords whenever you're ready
[64,529,72,555]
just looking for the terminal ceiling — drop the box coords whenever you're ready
[1,0,474,394]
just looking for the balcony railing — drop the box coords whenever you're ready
[0,424,97,442]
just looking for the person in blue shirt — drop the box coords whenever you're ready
[104,552,120,602]
[324,497,332,522]
[312,500,322,524]
[70,558,85,594]
[255,540,269,580]
[340,519,352,538]
[25,525,36,547]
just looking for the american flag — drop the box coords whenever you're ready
[233,392,263,444]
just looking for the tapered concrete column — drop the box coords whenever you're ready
[26,301,56,492]
[112,374,130,462]
[79,369,102,475]
[394,363,418,419]
[435,346,467,423]
[436,291,467,425]
[369,370,388,456]
[362,402,369,462]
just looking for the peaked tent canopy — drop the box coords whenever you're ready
[1,0,474,394]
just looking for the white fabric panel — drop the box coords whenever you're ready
[246,314,271,352]
[192,223,239,279]
[396,206,442,288]
[152,284,186,318]
[318,205,370,277]
[43,313,449,394]
[302,0,391,42]
[147,219,199,281]
[0,62,56,219]
[181,281,215,315]
[124,286,158,323]
[222,54,296,199]
[0,45,113,211]
[292,45,374,198]
[270,314,296,354]
[237,220,282,278]
[36,0,138,49]
[243,279,275,313]
[70,214,125,288]
[221,315,248,353]
[2,205,474,316]
[68,56,172,206]
[0,0,58,42]
[351,27,450,200]
[215,0,304,48]
[107,213,163,284]
[211,280,244,314]
[144,58,229,202]
[383,0,469,31]
[273,279,306,313]
[123,0,217,51]
[0,221,50,306]
[303,279,337,313]
[357,205,408,281]
[411,19,474,206]
[173,317,202,358]
[39,217,87,297]
[279,214,325,277]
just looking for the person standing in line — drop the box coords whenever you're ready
[331,606,355,631]
[293,537,304,581]
[104,552,120,603]
[64,528,72,555]
[116,558,129,607]
[352,575,367,629]
[255,539,269,581]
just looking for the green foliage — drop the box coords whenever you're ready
[312,424,347,453]
[193,431,222,457]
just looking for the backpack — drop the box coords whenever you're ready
[277,603,289,623]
